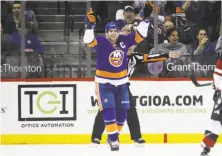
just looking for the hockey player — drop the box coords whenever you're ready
[200,35,222,156]
[91,50,181,145]
[83,9,149,151]
[91,24,181,145]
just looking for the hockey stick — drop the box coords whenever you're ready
[189,74,212,87]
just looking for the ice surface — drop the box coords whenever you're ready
[0,144,221,156]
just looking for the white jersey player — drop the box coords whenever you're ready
[200,35,222,156]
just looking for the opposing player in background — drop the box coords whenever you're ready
[200,33,222,156]
[83,9,149,151]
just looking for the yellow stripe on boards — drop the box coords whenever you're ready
[0,134,221,144]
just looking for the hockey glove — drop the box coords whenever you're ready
[147,24,154,39]
[85,8,96,29]
[212,82,216,90]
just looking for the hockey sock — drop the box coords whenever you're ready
[202,130,219,148]
[116,109,127,133]
[202,119,221,148]
[102,108,118,142]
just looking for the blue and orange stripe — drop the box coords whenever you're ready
[96,69,127,79]
[88,38,98,47]
[106,123,118,134]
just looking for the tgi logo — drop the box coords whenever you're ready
[18,84,76,121]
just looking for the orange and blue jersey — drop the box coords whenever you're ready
[90,34,136,85]
[83,21,149,86]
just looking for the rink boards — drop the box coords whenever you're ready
[1,78,222,144]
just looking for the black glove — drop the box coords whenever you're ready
[212,82,216,90]
[147,24,154,39]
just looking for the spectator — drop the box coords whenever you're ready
[180,0,208,40]
[24,8,38,33]
[119,1,135,11]
[5,13,43,78]
[3,1,21,34]
[1,17,43,78]
[162,20,175,43]
[25,8,38,32]
[150,27,188,55]
[191,28,216,65]
[116,4,141,22]
[158,3,193,45]
[191,29,216,55]
[8,11,43,55]
[149,27,189,77]
[3,1,38,34]
[116,5,145,50]
[163,20,174,33]
[116,5,137,24]
[163,18,192,45]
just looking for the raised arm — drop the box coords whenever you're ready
[134,20,150,44]
[129,51,181,65]
[182,0,191,11]
[83,9,98,48]
[143,52,169,63]
[125,20,151,48]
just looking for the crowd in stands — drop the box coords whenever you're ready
[1,1,221,78]
[1,1,43,78]
[92,0,221,78]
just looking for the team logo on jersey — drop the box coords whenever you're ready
[104,98,108,103]
[109,50,124,67]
